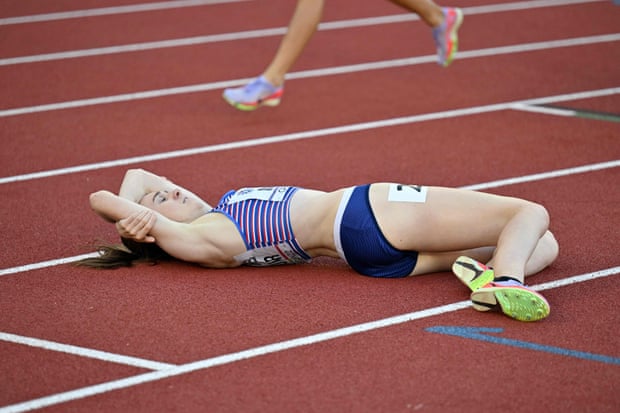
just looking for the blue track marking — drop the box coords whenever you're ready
[426,326,620,365]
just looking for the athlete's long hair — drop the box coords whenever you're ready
[76,238,172,269]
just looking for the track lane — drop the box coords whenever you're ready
[0,0,397,56]
[1,44,619,178]
[1,108,617,265]
[2,267,618,412]
[1,1,617,108]
[0,340,148,408]
[1,1,618,412]
[0,1,164,19]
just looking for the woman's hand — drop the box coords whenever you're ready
[115,210,157,243]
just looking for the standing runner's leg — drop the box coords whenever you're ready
[389,0,464,66]
[222,0,324,110]
[262,0,325,87]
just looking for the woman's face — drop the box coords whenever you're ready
[140,188,210,223]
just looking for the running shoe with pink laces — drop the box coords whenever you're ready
[432,7,464,67]
[222,76,284,111]
[471,278,551,322]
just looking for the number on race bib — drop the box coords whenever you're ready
[388,184,428,203]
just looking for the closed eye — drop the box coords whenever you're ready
[153,191,168,204]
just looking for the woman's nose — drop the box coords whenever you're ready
[172,189,181,200]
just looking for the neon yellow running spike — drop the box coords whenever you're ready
[452,256,495,292]
[471,280,551,322]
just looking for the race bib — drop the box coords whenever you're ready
[227,187,290,204]
[234,242,311,266]
[388,184,428,203]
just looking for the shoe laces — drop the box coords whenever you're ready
[243,77,273,94]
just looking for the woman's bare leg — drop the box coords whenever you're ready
[411,247,494,276]
[262,0,325,87]
[412,230,559,277]
[262,0,454,86]
[370,185,558,282]
[389,0,444,27]
[488,230,559,279]
[223,0,462,109]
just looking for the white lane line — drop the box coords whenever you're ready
[0,86,618,187]
[1,159,617,277]
[0,0,606,65]
[461,160,620,191]
[510,103,576,116]
[0,0,249,26]
[0,27,287,66]
[533,267,620,291]
[0,332,176,371]
[1,34,618,117]
[0,266,617,413]
[0,253,97,276]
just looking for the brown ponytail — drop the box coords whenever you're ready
[76,238,172,269]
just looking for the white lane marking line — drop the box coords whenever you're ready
[533,267,620,291]
[0,332,176,371]
[0,253,97,276]
[0,86,618,186]
[0,0,606,65]
[1,159,617,277]
[2,34,618,117]
[0,29,289,66]
[461,160,620,191]
[0,0,250,26]
[510,103,576,116]
[0,266,617,413]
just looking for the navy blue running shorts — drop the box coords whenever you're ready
[334,184,419,278]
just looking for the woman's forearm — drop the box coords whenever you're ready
[90,190,146,222]
[118,169,171,202]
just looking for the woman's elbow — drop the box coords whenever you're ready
[89,190,109,208]
[123,168,146,181]
[89,190,116,222]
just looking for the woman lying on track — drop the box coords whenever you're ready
[80,169,559,322]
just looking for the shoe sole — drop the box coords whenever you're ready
[451,256,494,292]
[471,285,550,322]
[442,9,463,67]
[223,93,282,111]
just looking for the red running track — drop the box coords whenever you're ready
[0,0,619,412]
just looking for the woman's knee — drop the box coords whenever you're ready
[541,230,559,265]
[524,230,559,277]
[524,202,550,229]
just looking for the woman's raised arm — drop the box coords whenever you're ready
[118,169,173,203]
[118,169,206,207]
[90,189,146,222]
[89,190,219,265]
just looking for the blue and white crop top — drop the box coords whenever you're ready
[210,186,312,266]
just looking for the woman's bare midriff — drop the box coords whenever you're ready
[289,188,348,258]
